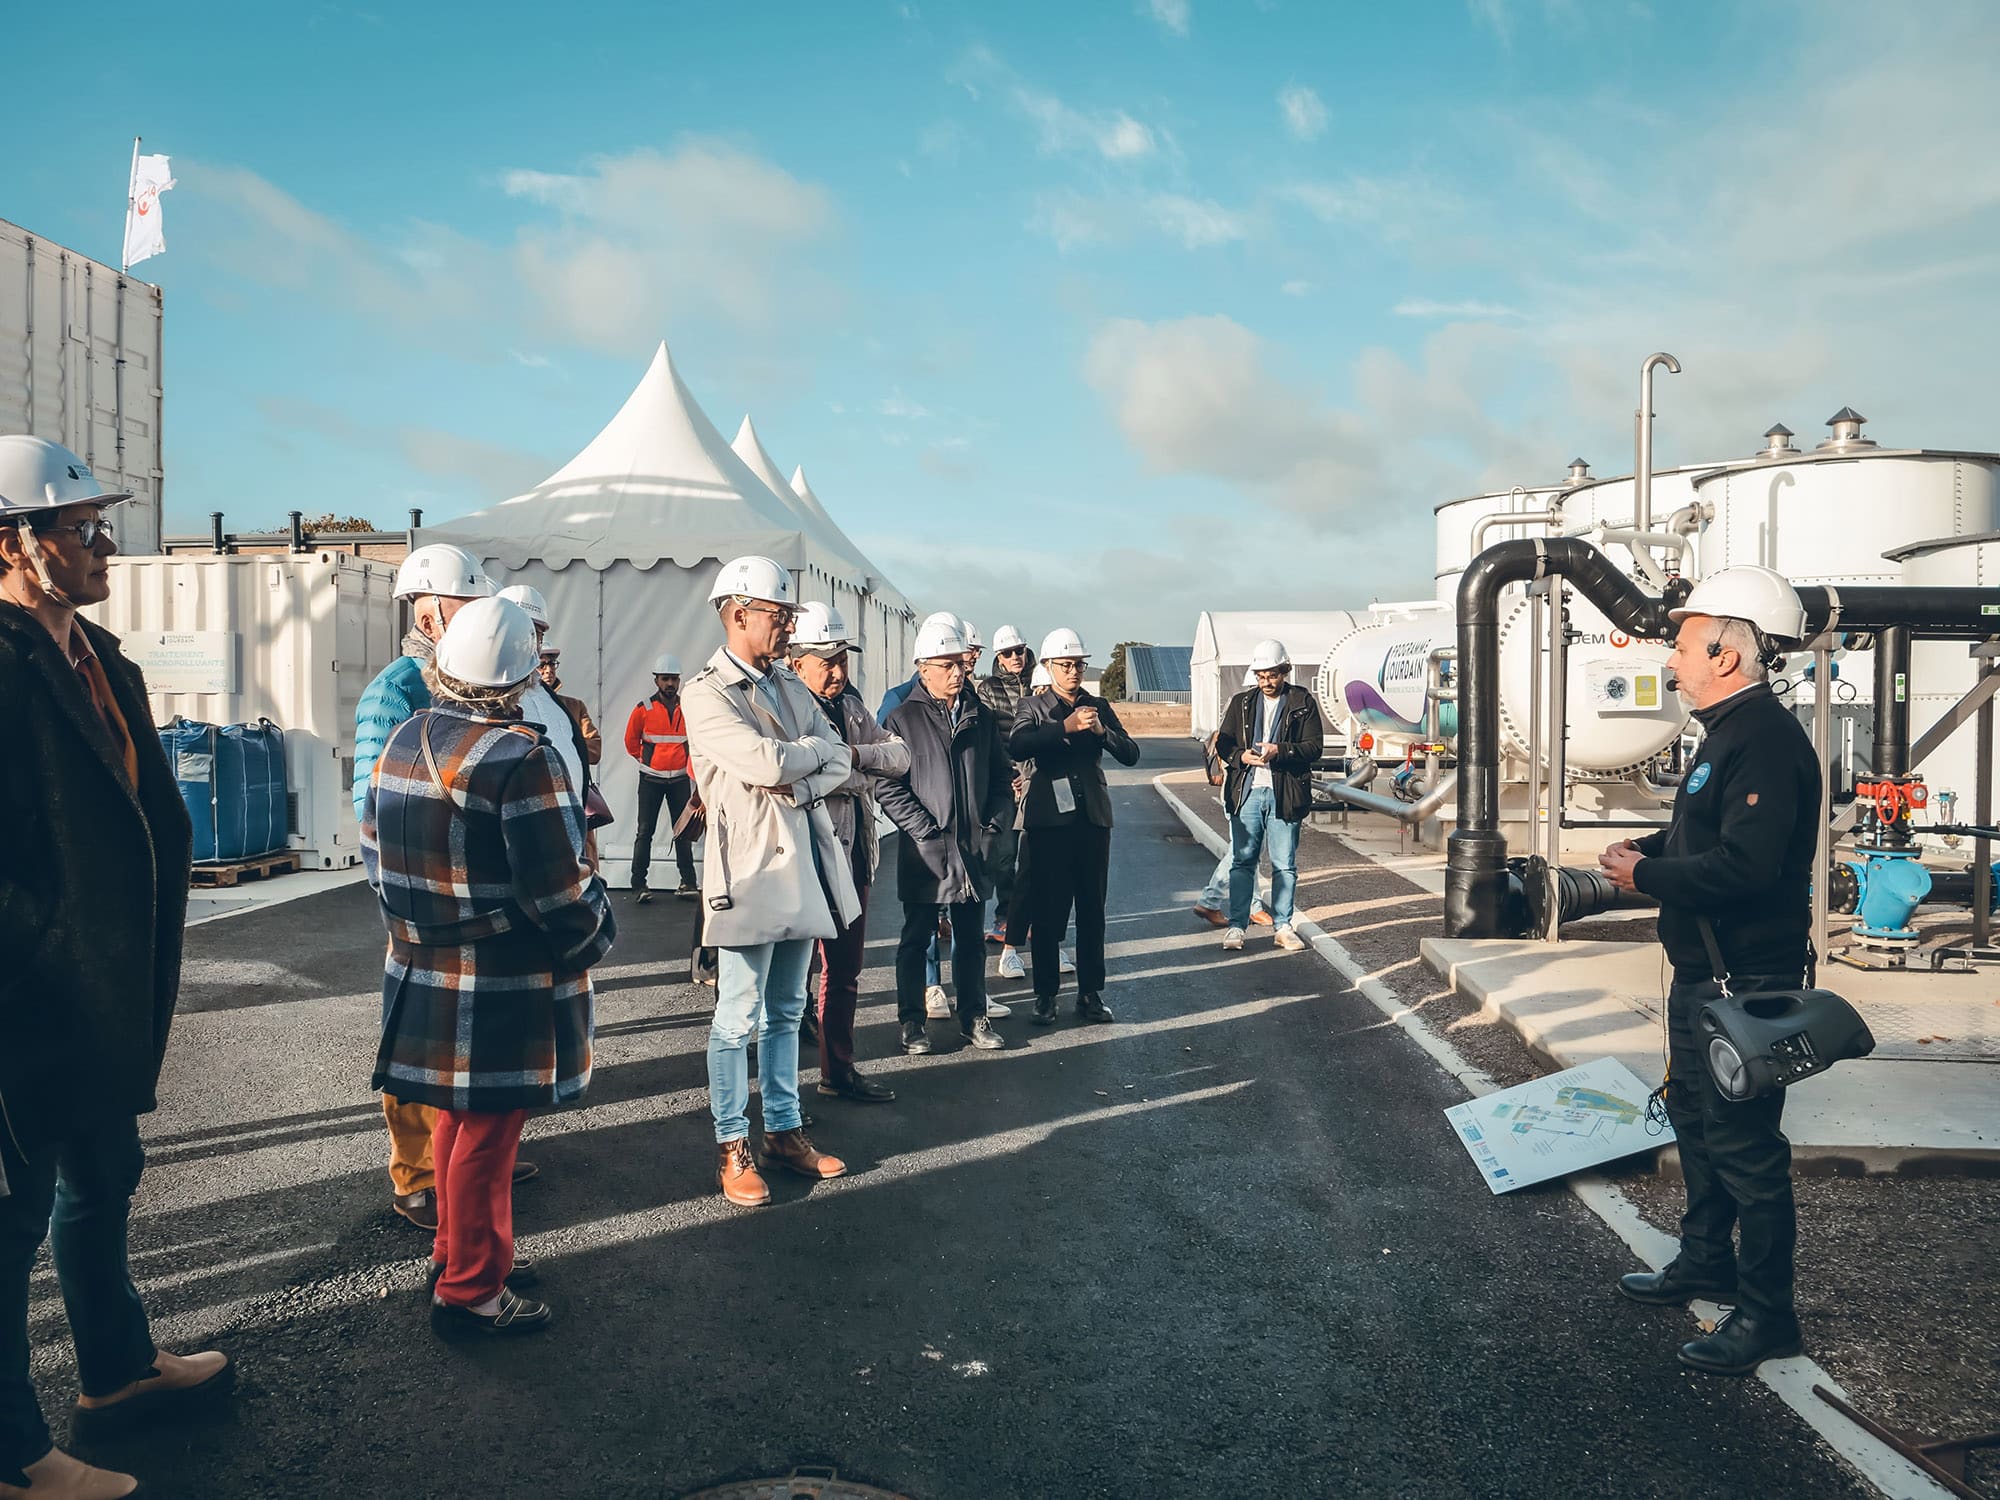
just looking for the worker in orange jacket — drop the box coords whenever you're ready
[624,652,698,903]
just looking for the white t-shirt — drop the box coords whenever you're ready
[1250,691,1281,791]
[519,679,586,807]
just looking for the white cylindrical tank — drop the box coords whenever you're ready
[1887,532,2000,834]
[1433,482,1568,604]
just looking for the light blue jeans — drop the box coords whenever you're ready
[1199,851,1266,917]
[709,938,812,1143]
[1229,786,1300,930]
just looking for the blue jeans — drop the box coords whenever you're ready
[926,932,941,990]
[709,939,812,1144]
[1229,786,1301,929]
[1199,851,1265,916]
[1,1116,158,1477]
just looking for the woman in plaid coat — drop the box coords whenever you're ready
[361,597,614,1339]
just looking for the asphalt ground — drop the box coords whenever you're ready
[30,738,1883,1498]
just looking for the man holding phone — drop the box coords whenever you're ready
[1211,640,1322,953]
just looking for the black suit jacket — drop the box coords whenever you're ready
[1007,688,1141,829]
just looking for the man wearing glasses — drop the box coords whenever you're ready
[976,626,1040,965]
[0,436,232,1499]
[682,557,858,1206]
[1008,629,1141,1024]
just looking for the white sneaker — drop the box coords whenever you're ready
[1059,948,1076,974]
[1273,924,1306,952]
[985,996,1013,1018]
[1222,928,1245,951]
[925,985,952,1019]
[997,947,1026,980]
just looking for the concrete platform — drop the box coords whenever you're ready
[1422,936,2000,1173]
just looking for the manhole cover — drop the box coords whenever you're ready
[679,1469,913,1500]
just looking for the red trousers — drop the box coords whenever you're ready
[816,872,871,1081]
[430,1107,527,1307]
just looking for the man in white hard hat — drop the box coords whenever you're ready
[960,621,984,679]
[879,615,1016,1054]
[532,641,602,776]
[624,651,699,903]
[355,544,536,1232]
[1213,640,1322,954]
[977,625,1036,953]
[682,556,858,1206]
[0,435,232,1498]
[495,585,598,821]
[1598,564,1819,1377]
[786,603,911,1100]
[877,611,963,727]
[1009,628,1141,1024]
[1194,669,1272,929]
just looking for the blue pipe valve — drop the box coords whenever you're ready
[1847,850,1934,941]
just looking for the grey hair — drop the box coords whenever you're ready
[421,659,533,714]
[1714,617,1771,682]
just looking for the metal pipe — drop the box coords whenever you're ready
[408,507,424,552]
[1629,765,1680,803]
[1470,508,1563,556]
[1634,351,1681,536]
[1544,581,1570,942]
[1976,646,1995,950]
[287,510,306,555]
[1812,637,1834,962]
[209,511,225,555]
[1320,773,1458,826]
[1874,624,1912,789]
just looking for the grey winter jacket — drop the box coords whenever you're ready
[811,685,911,885]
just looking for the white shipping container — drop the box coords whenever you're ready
[0,217,165,555]
[82,553,402,868]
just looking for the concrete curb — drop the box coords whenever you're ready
[1152,771,1952,1500]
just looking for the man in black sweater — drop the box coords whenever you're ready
[1598,565,1818,1377]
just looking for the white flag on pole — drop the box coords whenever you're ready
[123,153,176,269]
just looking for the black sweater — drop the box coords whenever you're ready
[1633,683,1819,983]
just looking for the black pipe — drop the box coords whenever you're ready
[408,507,424,552]
[1873,625,1911,780]
[1796,586,1998,641]
[288,510,306,554]
[209,511,225,555]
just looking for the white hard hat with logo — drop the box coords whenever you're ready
[1669,565,1807,645]
[914,616,970,661]
[1031,663,1053,687]
[1249,639,1292,671]
[1040,627,1087,661]
[791,601,851,653]
[0,435,133,518]
[651,652,683,677]
[962,622,983,651]
[435,597,540,688]
[708,555,794,605]
[496,583,550,628]
[992,624,1027,652]
[396,543,493,602]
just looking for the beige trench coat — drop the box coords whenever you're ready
[682,647,862,948]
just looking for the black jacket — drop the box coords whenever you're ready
[1213,683,1323,823]
[1008,688,1141,829]
[1634,684,1819,982]
[0,606,193,1162]
[878,680,1014,905]
[976,650,1038,769]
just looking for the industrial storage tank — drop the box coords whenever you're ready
[1431,467,1579,605]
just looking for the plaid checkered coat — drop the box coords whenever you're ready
[361,705,615,1112]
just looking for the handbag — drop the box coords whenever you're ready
[1202,731,1226,787]
[1691,916,1875,1100]
[584,784,616,829]
[672,790,707,844]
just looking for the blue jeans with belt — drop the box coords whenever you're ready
[1,1115,158,1479]
[708,939,812,1144]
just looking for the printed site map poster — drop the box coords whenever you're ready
[1445,1057,1673,1194]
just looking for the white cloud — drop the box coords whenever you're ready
[1142,0,1191,36]
[1281,279,1314,297]
[509,349,552,367]
[1148,195,1249,249]
[1278,84,1328,142]
[1392,298,1522,320]
[879,390,931,419]
[1029,190,1125,252]
[1467,0,1512,45]
[952,47,1160,163]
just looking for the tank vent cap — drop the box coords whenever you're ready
[1760,423,1796,457]
[1818,407,1876,452]
[1564,457,1591,485]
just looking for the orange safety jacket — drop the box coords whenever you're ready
[625,695,690,778]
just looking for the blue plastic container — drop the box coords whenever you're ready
[159,718,289,863]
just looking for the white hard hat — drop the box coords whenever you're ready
[435,597,539,689]
[538,639,561,658]
[1241,668,1258,688]
[1030,663,1053,687]
[396,543,493,602]
[791,601,851,652]
[496,583,550,628]
[1040,627,1087,661]
[1669,564,1807,645]
[651,652,683,677]
[992,624,1027,652]
[708,554,794,606]
[919,609,962,633]
[914,615,970,661]
[1249,638,1292,671]
[0,435,132,517]
[962,622,983,651]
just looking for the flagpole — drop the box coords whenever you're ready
[122,135,140,274]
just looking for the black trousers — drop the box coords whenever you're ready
[898,899,987,1032]
[1665,975,1798,1320]
[988,824,1021,938]
[1025,822,1110,1000]
[632,773,697,889]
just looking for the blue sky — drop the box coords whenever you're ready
[6,0,1999,653]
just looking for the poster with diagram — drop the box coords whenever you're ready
[1445,1057,1673,1194]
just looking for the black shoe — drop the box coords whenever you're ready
[901,1022,932,1055]
[430,1287,554,1339]
[511,1158,540,1186]
[675,881,698,900]
[1030,997,1058,1026]
[819,1072,896,1103]
[1075,993,1115,1025]
[960,1017,1006,1050]
[635,888,652,905]
[1678,1308,1802,1376]
[1619,1261,1737,1307]
[428,1258,539,1293]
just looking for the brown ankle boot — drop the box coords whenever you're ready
[1,1448,138,1499]
[759,1128,847,1180]
[717,1140,770,1206]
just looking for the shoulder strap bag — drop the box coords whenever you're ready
[1691,915,1874,1100]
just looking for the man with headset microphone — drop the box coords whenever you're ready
[1597,565,1820,1377]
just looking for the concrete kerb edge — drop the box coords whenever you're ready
[1149,772,1953,1500]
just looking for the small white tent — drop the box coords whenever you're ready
[425,341,916,886]
[1190,610,1367,739]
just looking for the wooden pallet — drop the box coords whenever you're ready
[190,851,300,888]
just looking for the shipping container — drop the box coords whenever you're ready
[82,553,403,868]
[0,216,165,554]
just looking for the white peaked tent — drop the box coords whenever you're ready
[424,340,917,887]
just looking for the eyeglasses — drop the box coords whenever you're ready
[1047,659,1084,671]
[737,600,797,629]
[32,518,113,547]
[538,655,561,665]
[998,647,1028,658]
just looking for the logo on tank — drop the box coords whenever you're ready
[1686,762,1712,794]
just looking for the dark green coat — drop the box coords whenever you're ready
[0,604,191,1164]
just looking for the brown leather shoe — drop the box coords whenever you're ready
[391,1187,438,1230]
[72,1349,233,1436]
[759,1128,847,1181]
[717,1140,770,1206]
[0,1447,140,1499]
[1191,903,1228,927]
